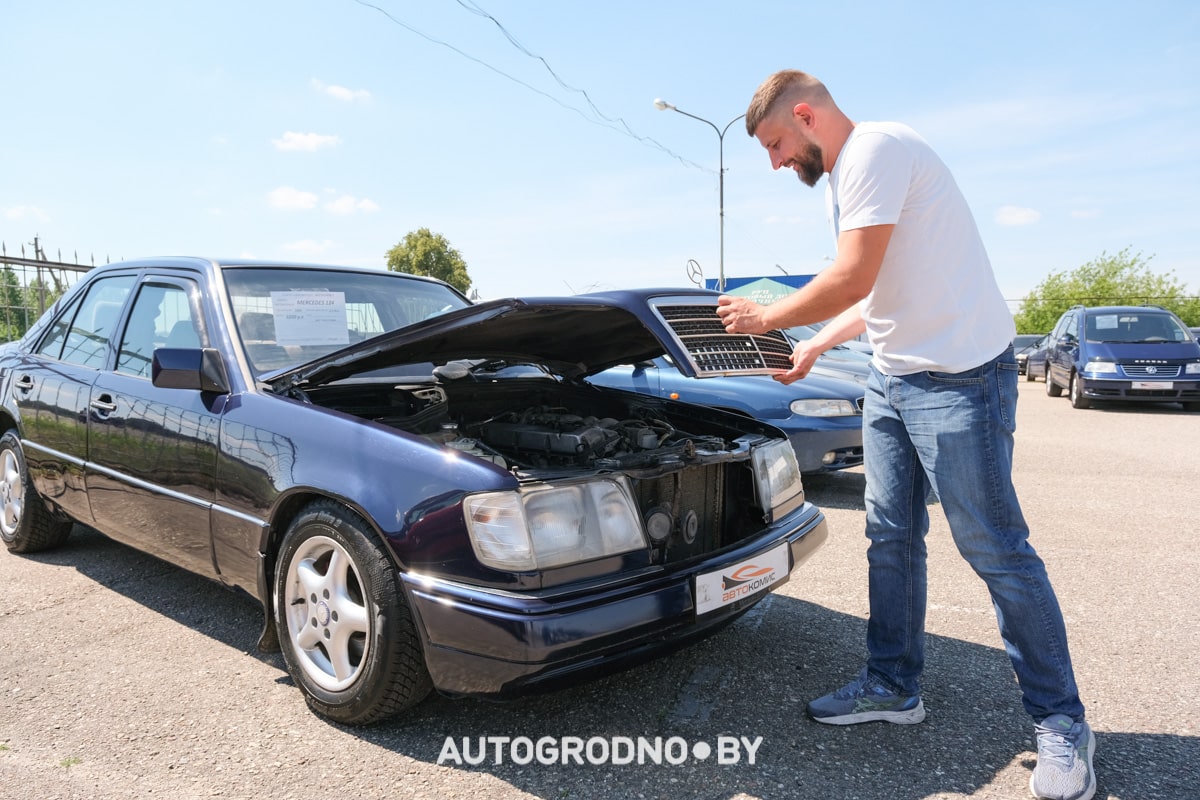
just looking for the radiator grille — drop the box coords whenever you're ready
[655,303,794,375]
[1121,364,1182,378]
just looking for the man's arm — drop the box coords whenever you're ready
[773,304,867,385]
[715,223,894,334]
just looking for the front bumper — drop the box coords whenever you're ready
[1078,375,1200,403]
[403,501,828,697]
[787,427,864,473]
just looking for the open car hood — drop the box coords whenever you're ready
[263,291,795,391]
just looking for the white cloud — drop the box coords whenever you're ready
[3,205,50,223]
[282,239,335,255]
[995,205,1042,226]
[325,195,380,215]
[310,78,371,103]
[268,186,319,210]
[272,131,341,152]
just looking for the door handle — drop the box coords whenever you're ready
[14,374,34,393]
[90,395,117,413]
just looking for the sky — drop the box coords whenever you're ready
[3,0,1198,309]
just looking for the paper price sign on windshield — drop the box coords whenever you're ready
[271,291,350,346]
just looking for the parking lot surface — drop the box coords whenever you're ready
[1,380,1196,800]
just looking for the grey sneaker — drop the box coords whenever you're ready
[807,671,926,725]
[1029,714,1096,800]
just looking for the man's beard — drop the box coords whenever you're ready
[792,142,825,187]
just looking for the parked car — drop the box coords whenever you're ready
[1043,304,1200,410]
[589,355,865,474]
[0,258,829,724]
[1013,333,1047,375]
[1025,341,1049,382]
[803,319,874,354]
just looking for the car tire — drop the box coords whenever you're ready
[1025,364,1036,382]
[275,499,432,725]
[0,429,73,554]
[1046,368,1063,397]
[1069,372,1090,409]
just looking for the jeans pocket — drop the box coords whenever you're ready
[997,362,1019,430]
[927,368,983,384]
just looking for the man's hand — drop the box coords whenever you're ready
[772,340,822,385]
[716,295,769,334]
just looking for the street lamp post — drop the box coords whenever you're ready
[654,99,745,292]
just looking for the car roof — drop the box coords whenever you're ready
[1076,305,1179,315]
[91,256,456,287]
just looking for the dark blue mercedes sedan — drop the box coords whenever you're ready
[0,258,828,724]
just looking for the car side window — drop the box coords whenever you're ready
[38,275,136,369]
[33,292,85,360]
[117,281,203,378]
[1058,312,1076,341]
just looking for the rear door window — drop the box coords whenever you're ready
[38,275,136,369]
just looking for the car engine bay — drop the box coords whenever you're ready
[295,375,782,562]
[298,377,754,475]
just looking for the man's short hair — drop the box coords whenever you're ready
[745,70,832,136]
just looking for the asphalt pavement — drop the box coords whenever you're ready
[1,379,1197,800]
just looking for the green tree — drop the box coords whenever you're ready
[1014,248,1200,332]
[385,228,471,294]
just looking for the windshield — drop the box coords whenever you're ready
[1085,311,1191,344]
[223,267,470,375]
[1013,334,1043,350]
[784,325,873,363]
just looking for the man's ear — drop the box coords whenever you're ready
[791,102,813,127]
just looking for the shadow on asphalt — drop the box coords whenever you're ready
[1034,391,1198,416]
[799,469,867,511]
[25,525,1198,800]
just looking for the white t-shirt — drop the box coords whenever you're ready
[827,121,1015,375]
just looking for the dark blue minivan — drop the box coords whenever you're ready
[1044,304,1200,410]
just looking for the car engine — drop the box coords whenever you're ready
[300,378,776,563]
[458,406,728,471]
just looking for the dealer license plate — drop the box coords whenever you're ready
[1132,381,1172,390]
[694,542,790,615]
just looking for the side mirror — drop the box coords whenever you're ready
[152,347,231,394]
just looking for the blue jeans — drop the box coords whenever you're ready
[862,347,1085,722]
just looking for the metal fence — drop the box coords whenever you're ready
[1,241,98,343]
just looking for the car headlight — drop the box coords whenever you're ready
[790,398,858,417]
[1084,360,1118,374]
[464,477,645,571]
[1187,361,1200,375]
[750,439,804,520]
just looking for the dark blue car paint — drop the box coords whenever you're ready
[406,500,827,696]
[0,257,829,703]
[1044,305,1200,408]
